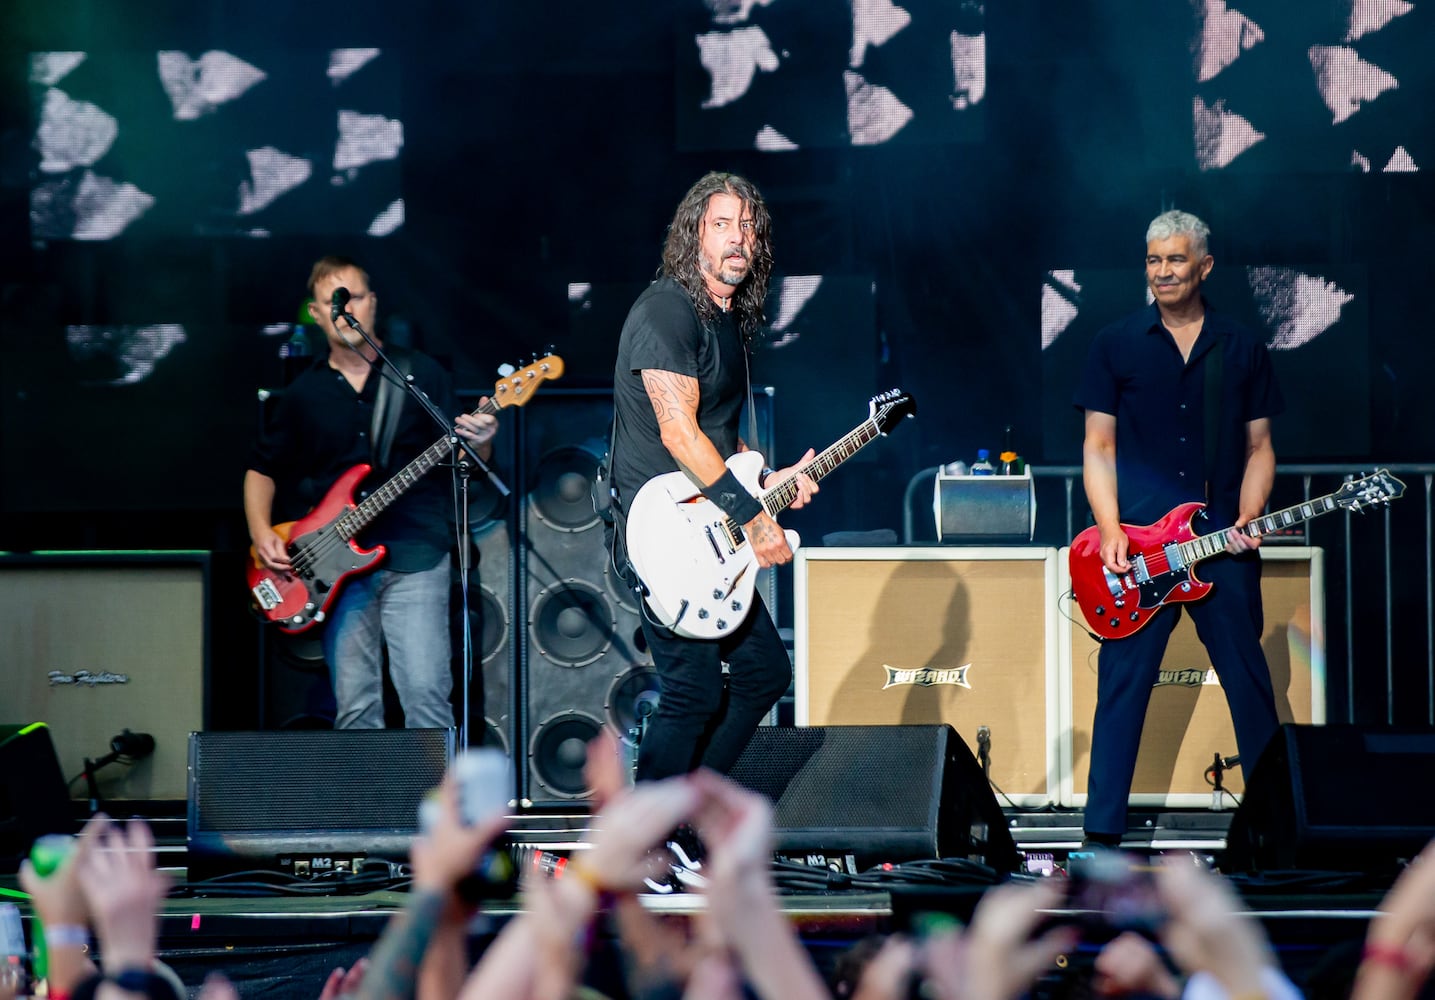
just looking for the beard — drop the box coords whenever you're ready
[702,247,750,287]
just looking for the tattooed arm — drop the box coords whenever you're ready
[639,369,793,567]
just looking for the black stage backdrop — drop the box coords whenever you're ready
[0,0,1431,727]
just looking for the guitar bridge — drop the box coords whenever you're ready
[252,578,283,611]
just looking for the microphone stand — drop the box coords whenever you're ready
[336,308,509,751]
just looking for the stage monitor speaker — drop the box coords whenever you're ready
[728,724,1019,873]
[519,390,650,806]
[187,728,455,879]
[795,547,1060,807]
[1223,724,1435,874]
[0,723,74,872]
[1061,546,1325,808]
[3,553,210,802]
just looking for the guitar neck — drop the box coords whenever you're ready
[339,397,500,538]
[1178,491,1343,564]
[759,419,882,518]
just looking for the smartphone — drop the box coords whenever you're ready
[453,748,514,827]
[1063,850,1166,935]
[420,749,518,901]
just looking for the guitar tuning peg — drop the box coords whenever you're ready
[497,363,516,377]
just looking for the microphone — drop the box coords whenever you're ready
[111,729,155,760]
[330,286,351,323]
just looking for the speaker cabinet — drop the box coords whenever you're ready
[1224,724,1435,874]
[2,553,210,801]
[465,521,517,754]
[0,723,74,870]
[1060,546,1326,808]
[520,390,649,805]
[187,728,454,878]
[795,547,1060,807]
[728,724,1019,872]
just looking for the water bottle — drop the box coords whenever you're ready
[28,834,74,983]
[970,449,995,475]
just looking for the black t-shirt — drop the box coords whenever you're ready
[1073,301,1284,527]
[610,277,748,507]
[248,348,462,572]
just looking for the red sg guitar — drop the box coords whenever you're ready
[248,354,564,632]
[1069,468,1405,641]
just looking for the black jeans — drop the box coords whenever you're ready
[634,597,791,781]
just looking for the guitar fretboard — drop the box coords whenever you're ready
[334,396,501,541]
[759,419,883,518]
[1175,472,1399,566]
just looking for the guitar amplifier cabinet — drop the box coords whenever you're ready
[795,547,1060,807]
[1059,546,1326,809]
[3,552,209,802]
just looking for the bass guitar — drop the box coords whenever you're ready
[248,354,564,632]
[1069,468,1405,640]
[625,389,916,640]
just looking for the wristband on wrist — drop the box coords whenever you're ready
[703,468,763,525]
[43,923,90,949]
[1362,942,1414,973]
[759,467,776,488]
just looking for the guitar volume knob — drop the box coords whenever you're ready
[730,601,742,612]
[1109,618,1119,629]
[1129,612,1139,621]
[1094,605,1105,616]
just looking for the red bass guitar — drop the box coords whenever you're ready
[248,354,564,632]
[1069,468,1404,641]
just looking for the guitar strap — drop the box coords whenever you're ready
[1202,337,1223,505]
[370,347,414,473]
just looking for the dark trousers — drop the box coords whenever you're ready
[1085,551,1281,837]
[634,596,791,781]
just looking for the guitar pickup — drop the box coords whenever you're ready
[252,578,282,611]
[703,525,727,564]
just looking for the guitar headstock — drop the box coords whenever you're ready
[1335,468,1407,511]
[868,388,917,434]
[491,354,565,409]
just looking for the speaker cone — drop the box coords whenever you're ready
[528,711,602,799]
[606,665,661,747]
[528,580,615,668]
[476,585,507,664]
[528,445,603,532]
[603,558,641,614]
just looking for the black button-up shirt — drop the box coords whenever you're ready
[1074,301,1283,528]
[249,350,461,573]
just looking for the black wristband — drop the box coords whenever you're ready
[703,467,764,524]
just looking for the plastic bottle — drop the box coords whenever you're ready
[998,425,1024,475]
[27,834,74,983]
[970,448,995,475]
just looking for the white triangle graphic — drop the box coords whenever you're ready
[1196,0,1265,83]
[1309,45,1398,125]
[1193,96,1265,170]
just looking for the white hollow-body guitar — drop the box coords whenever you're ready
[625,389,916,640]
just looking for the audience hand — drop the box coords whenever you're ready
[74,817,170,975]
[1093,931,1182,999]
[1354,838,1435,1000]
[410,775,509,898]
[317,958,368,1000]
[1155,854,1274,998]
